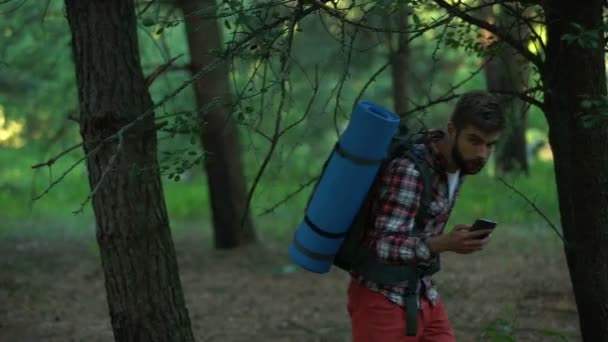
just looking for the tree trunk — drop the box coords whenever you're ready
[178,0,257,249]
[543,1,608,340]
[481,3,530,174]
[64,1,195,341]
[390,6,409,119]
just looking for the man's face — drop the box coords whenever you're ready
[449,124,501,175]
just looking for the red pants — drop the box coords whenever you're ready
[347,279,455,342]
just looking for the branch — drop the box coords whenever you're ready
[496,177,564,242]
[30,5,311,202]
[353,60,392,110]
[404,57,491,117]
[240,4,301,227]
[432,0,542,68]
[499,2,546,54]
[73,133,124,214]
[31,142,84,169]
[144,54,183,88]
[353,16,459,109]
[279,65,320,136]
[259,175,319,216]
[490,87,544,111]
[31,144,98,201]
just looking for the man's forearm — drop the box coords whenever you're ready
[426,235,449,255]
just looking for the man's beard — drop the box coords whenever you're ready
[452,143,486,175]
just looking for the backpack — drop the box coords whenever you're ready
[331,129,439,279]
[307,127,440,337]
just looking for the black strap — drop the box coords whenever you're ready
[406,292,419,336]
[304,142,385,213]
[351,248,439,285]
[348,146,437,337]
[334,142,384,166]
[291,238,336,261]
[305,216,347,239]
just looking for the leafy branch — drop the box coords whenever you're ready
[31,3,317,205]
[432,0,543,68]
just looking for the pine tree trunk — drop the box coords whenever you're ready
[178,0,257,249]
[65,1,195,341]
[543,1,608,340]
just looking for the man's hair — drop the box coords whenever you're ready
[450,91,506,133]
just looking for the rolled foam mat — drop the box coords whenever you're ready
[288,101,400,273]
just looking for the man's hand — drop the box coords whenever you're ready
[427,224,492,255]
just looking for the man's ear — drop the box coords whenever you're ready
[447,121,456,137]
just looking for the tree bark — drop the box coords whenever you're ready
[481,3,530,174]
[64,1,195,341]
[390,6,409,119]
[543,1,608,340]
[178,0,257,249]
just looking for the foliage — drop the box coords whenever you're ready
[0,0,560,239]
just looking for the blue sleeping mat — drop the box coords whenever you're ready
[288,101,400,273]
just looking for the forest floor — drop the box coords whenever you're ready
[0,222,579,342]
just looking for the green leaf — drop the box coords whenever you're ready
[412,13,421,27]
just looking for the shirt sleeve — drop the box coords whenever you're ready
[371,157,433,264]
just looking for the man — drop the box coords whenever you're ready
[347,90,506,341]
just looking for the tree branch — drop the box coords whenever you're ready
[240,4,301,227]
[259,175,319,216]
[497,177,564,242]
[490,87,544,111]
[432,0,542,68]
[144,54,183,88]
[31,144,98,201]
[31,4,312,202]
[31,142,84,169]
[72,133,124,214]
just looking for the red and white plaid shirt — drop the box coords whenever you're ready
[352,130,465,309]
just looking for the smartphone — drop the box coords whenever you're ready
[470,218,497,238]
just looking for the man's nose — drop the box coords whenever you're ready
[477,146,489,159]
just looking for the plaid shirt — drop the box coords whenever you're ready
[352,130,465,309]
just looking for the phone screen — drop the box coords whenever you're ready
[470,219,497,238]
[471,219,497,231]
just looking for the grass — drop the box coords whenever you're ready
[1,142,562,243]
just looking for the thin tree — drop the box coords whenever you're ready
[389,5,410,117]
[178,0,257,248]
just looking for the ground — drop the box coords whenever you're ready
[0,224,579,342]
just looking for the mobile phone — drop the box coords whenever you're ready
[470,219,497,238]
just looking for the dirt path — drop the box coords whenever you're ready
[0,227,579,341]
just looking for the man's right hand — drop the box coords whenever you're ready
[427,224,493,255]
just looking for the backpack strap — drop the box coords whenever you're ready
[335,147,438,337]
[406,149,433,234]
[344,151,437,285]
